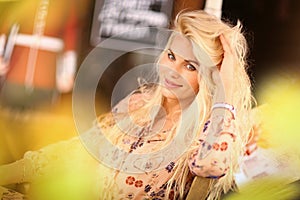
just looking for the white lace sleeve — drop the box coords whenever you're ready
[23,137,87,182]
[20,136,103,200]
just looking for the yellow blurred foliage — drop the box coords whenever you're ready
[0,96,77,164]
[256,74,300,154]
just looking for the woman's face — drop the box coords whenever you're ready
[159,34,200,102]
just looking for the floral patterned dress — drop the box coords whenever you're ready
[0,93,236,199]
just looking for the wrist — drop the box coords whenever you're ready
[212,102,236,119]
[214,89,233,105]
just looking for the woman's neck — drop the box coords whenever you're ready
[150,98,180,133]
[162,96,194,116]
[151,97,193,132]
[162,97,181,117]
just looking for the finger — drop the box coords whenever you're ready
[219,34,233,54]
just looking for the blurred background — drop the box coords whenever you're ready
[0,0,299,193]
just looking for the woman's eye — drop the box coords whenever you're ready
[167,52,175,61]
[186,64,197,71]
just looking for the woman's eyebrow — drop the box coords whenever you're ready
[185,59,199,66]
[168,48,175,55]
[168,48,199,66]
[168,48,200,66]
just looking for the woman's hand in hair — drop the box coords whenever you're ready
[212,34,235,104]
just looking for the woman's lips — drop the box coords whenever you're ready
[164,78,183,88]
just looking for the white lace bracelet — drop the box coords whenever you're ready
[212,102,236,119]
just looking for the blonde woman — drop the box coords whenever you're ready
[0,10,253,200]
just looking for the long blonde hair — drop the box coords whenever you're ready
[98,10,254,200]
[166,10,254,199]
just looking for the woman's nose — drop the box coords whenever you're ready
[168,63,181,79]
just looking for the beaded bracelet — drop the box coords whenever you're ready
[220,131,236,142]
[212,102,236,119]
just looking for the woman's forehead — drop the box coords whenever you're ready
[169,34,198,62]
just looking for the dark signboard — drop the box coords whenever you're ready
[90,0,174,49]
